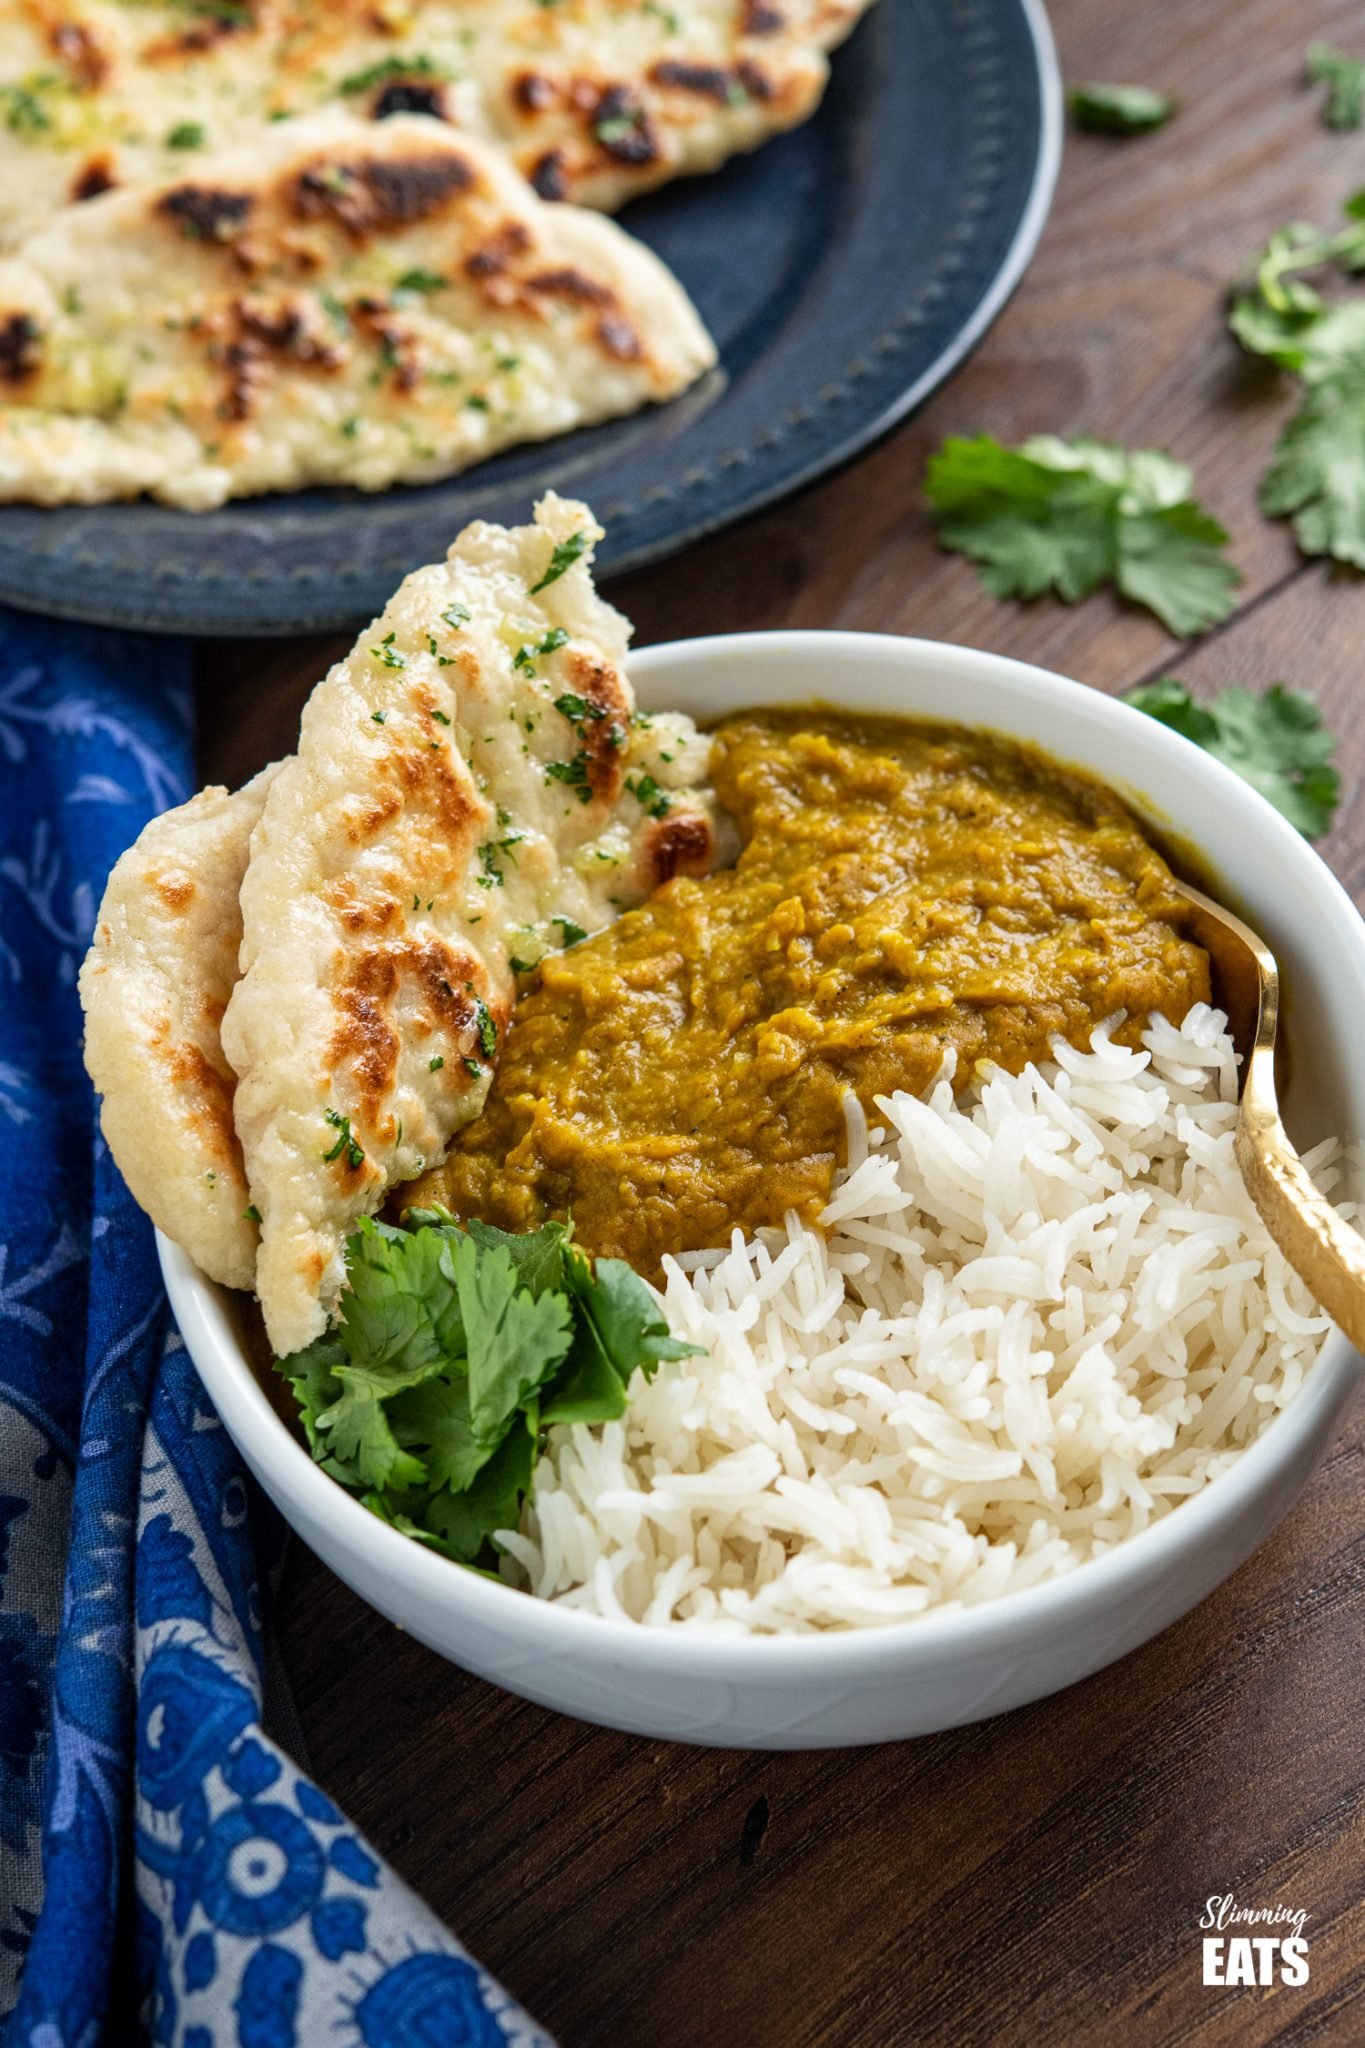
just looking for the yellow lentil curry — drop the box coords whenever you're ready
[411,710,1210,1270]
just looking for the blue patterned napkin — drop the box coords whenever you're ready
[0,610,551,2048]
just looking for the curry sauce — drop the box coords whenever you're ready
[410,711,1211,1269]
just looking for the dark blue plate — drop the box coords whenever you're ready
[0,0,1060,636]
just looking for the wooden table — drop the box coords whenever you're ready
[198,1,1365,2039]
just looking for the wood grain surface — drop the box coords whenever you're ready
[197,1,1365,2040]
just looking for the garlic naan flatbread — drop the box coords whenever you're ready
[222,493,718,1355]
[0,111,713,508]
[79,764,280,1291]
[0,0,872,243]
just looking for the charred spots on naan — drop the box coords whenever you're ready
[527,266,614,307]
[511,71,560,116]
[158,1034,241,1168]
[465,220,533,287]
[328,937,489,1136]
[562,653,631,800]
[743,0,788,32]
[350,297,422,391]
[529,149,570,202]
[150,866,196,913]
[50,19,110,89]
[590,83,662,168]
[160,184,256,244]
[389,726,482,843]
[0,315,42,387]
[210,295,346,423]
[343,786,404,846]
[520,267,647,366]
[641,809,714,888]
[145,0,260,60]
[293,149,475,239]
[322,875,403,937]
[650,57,774,102]
[370,79,452,122]
[328,950,403,1131]
[71,155,117,203]
[597,314,643,362]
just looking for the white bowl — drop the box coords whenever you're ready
[162,632,1365,1748]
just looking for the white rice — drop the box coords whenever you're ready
[499,1006,1349,1634]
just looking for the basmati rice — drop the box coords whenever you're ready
[499,1007,1348,1633]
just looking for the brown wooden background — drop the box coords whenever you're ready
[198,0,1365,2039]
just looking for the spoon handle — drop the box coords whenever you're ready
[1237,1046,1365,1355]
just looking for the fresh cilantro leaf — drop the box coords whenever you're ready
[1229,290,1365,378]
[573,1252,703,1379]
[316,1372,428,1492]
[1124,679,1340,838]
[275,1210,698,1571]
[360,1492,452,1552]
[554,915,588,947]
[1230,195,1365,565]
[1114,501,1244,639]
[1258,363,1365,567]
[925,434,1240,634]
[543,1248,702,1424]
[390,1372,499,1493]
[446,1233,572,1440]
[1070,83,1175,133]
[1307,44,1364,130]
[423,1419,538,1562]
[277,1337,345,1457]
[460,1216,571,1298]
[529,529,589,593]
[337,1216,462,1367]
[538,1325,631,1425]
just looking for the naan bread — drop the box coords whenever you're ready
[0,0,873,243]
[78,765,280,1291]
[222,492,719,1356]
[0,111,714,509]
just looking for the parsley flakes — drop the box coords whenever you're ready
[544,754,593,803]
[370,631,406,670]
[322,1109,365,1171]
[529,528,590,593]
[626,772,671,819]
[513,627,569,674]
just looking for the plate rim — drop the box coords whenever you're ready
[595,0,1065,581]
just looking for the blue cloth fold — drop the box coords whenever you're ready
[0,610,550,2048]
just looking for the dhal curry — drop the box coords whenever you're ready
[410,711,1210,1269]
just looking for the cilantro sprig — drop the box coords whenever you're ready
[1124,679,1340,839]
[1230,192,1365,566]
[1306,44,1365,131]
[276,1214,702,1567]
[925,435,1241,634]
[1069,83,1175,134]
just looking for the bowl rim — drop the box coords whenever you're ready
[164,628,1365,1672]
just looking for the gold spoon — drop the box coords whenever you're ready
[1172,877,1365,1352]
